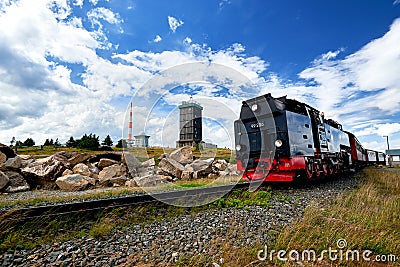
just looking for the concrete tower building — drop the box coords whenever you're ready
[176,97,203,148]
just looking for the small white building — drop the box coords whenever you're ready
[201,141,217,149]
[134,133,150,148]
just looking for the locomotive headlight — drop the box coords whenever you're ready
[251,104,258,112]
[235,144,242,151]
[275,139,283,147]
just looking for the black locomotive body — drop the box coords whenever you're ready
[234,93,385,182]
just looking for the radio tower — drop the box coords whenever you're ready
[128,102,133,141]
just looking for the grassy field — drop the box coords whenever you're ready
[268,168,400,266]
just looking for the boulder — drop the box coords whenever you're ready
[87,163,99,176]
[98,164,126,186]
[169,146,193,165]
[72,163,91,177]
[141,158,155,168]
[68,153,90,167]
[189,159,213,172]
[207,173,219,179]
[18,155,32,160]
[18,155,35,168]
[0,143,16,159]
[98,158,119,170]
[181,164,194,180]
[0,171,10,190]
[181,171,192,181]
[212,159,228,172]
[110,176,128,186]
[22,154,69,185]
[158,153,169,160]
[136,158,156,178]
[0,152,6,164]
[226,163,240,176]
[134,174,168,187]
[123,152,142,177]
[89,152,122,163]
[188,159,213,179]
[56,174,90,191]
[157,158,185,179]
[3,171,30,193]
[5,156,22,169]
[125,179,137,187]
[62,169,74,176]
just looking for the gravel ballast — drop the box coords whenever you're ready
[0,174,360,266]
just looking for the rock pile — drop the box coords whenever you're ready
[0,144,239,193]
[154,146,238,181]
[0,144,31,193]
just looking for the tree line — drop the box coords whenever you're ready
[10,134,124,150]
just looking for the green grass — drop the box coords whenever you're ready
[270,168,400,266]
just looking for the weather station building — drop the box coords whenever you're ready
[134,133,150,148]
[176,97,203,148]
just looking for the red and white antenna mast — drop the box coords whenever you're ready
[128,101,133,140]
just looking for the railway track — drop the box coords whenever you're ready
[1,182,252,221]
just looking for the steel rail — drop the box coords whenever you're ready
[1,182,252,221]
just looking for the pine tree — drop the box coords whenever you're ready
[44,139,50,146]
[116,139,124,148]
[77,133,100,150]
[66,136,77,147]
[23,138,35,147]
[54,138,61,147]
[102,135,113,147]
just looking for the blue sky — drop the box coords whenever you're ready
[0,0,399,151]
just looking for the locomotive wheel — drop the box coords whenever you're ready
[305,158,314,179]
[314,161,321,177]
[327,163,334,175]
[322,163,329,176]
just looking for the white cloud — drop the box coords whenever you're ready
[168,16,184,33]
[153,35,162,43]
[87,7,123,28]
[0,0,125,145]
[219,0,231,10]
[183,37,192,45]
[394,0,400,5]
[294,18,400,151]
[0,0,399,151]
[354,123,400,137]
[73,0,84,7]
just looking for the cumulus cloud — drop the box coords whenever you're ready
[153,35,162,43]
[168,16,184,33]
[0,0,124,144]
[73,0,84,7]
[87,7,122,25]
[294,18,400,151]
[0,0,399,151]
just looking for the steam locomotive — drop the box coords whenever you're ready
[234,94,386,182]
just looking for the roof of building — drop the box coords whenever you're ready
[134,134,150,138]
[178,97,203,110]
[386,149,400,155]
